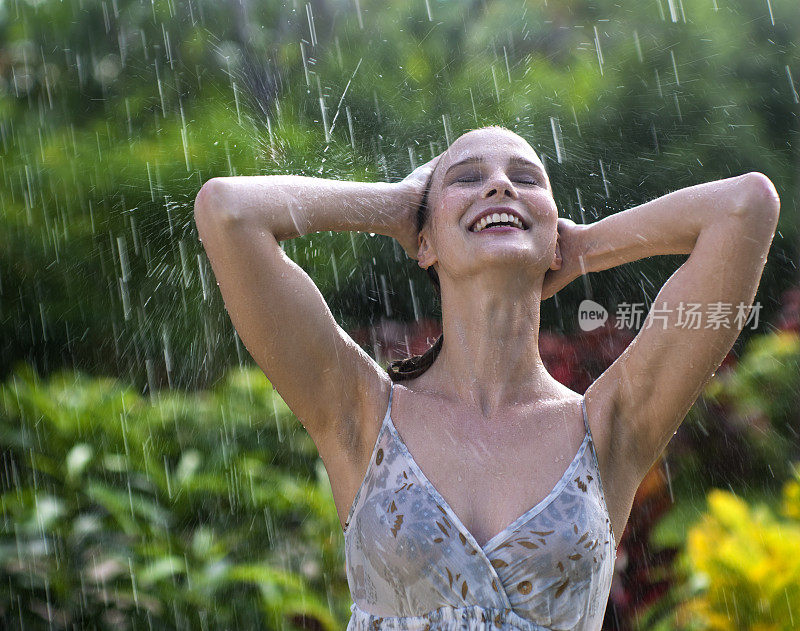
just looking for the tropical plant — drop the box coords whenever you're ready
[670,328,800,497]
[670,464,800,630]
[0,362,350,630]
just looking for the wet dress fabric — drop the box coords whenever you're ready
[343,381,618,630]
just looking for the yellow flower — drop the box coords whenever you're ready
[676,485,800,630]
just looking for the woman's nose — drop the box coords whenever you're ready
[481,174,518,199]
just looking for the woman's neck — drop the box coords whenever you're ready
[419,272,564,417]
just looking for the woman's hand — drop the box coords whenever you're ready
[541,218,586,300]
[393,153,443,260]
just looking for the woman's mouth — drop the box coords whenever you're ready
[471,225,524,234]
[469,210,528,232]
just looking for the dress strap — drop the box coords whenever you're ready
[581,395,601,465]
[386,380,395,418]
[580,394,616,549]
[580,395,591,436]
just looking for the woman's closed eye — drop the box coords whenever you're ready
[512,175,541,185]
[454,173,481,183]
[452,172,542,186]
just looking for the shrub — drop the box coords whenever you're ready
[0,363,348,630]
[672,465,800,630]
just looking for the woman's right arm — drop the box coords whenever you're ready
[202,175,415,242]
[193,173,421,457]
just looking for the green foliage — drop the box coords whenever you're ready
[705,331,800,438]
[671,468,800,630]
[0,362,349,629]
[703,331,800,482]
[0,0,797,389]
[666,330,800,499]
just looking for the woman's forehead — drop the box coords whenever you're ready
[442,130,538,167]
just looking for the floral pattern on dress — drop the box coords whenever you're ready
[343,383,616,631]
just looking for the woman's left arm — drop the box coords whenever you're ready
[571,172,780,479]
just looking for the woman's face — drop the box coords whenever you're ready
[418,128,560,284]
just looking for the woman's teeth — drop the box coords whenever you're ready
[473,213,525,232]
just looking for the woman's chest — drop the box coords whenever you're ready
[390,405,588,548]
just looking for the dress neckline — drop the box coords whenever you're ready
[384,400,591,553]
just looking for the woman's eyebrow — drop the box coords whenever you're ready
[444,157,484,176]
[444,155,546,177]
[508,156,546,176]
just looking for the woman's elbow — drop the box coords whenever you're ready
[738,172,781,216]
[194,178,240,228]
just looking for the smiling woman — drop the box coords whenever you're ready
[389,126,563,383]
[193,124,779,630]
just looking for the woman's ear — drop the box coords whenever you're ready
[417,231,437,270]
[550,234,562,271]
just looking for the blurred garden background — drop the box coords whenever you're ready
[1,0,799,628]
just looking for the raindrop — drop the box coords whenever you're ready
[197,254,209,301]
[663,456,674,503]
[598,159,610,197]
[266,115,275,160]
[354,0,364,29]
[673,93,683,122]
[178,238,191,287]
[306,3,318,47]
[330,253,339,291]
[469,88,478,124]
[346,106,355,148]
[442,114,452,146]
[162,325,173,385]
[409,279,420,321]
[408,147,417,170]
[373,90,382,124]
[224,139,234,176]
[593,26,604,76]
[571,106,581,138]
[575,189,587,224]
[163,455,172,499]
[145,162,155,202]
[317,75,329,142]
[666,0,678,22]
[654,68,663,98]
[549,117,564,163]
[633,30,643,63]
[670,50,680,86]
[117,235,130,282]
[380,274,392,317]
[162,24,174,70]
[786,65,799,104]
[349,232,357,258]
[300,41,310,86]
[179,102,190,171]
[154,59,166,115]
[232,80,241,125]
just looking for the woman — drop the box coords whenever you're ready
[193,126,780,630]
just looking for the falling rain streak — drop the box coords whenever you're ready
[0,0,795,628]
